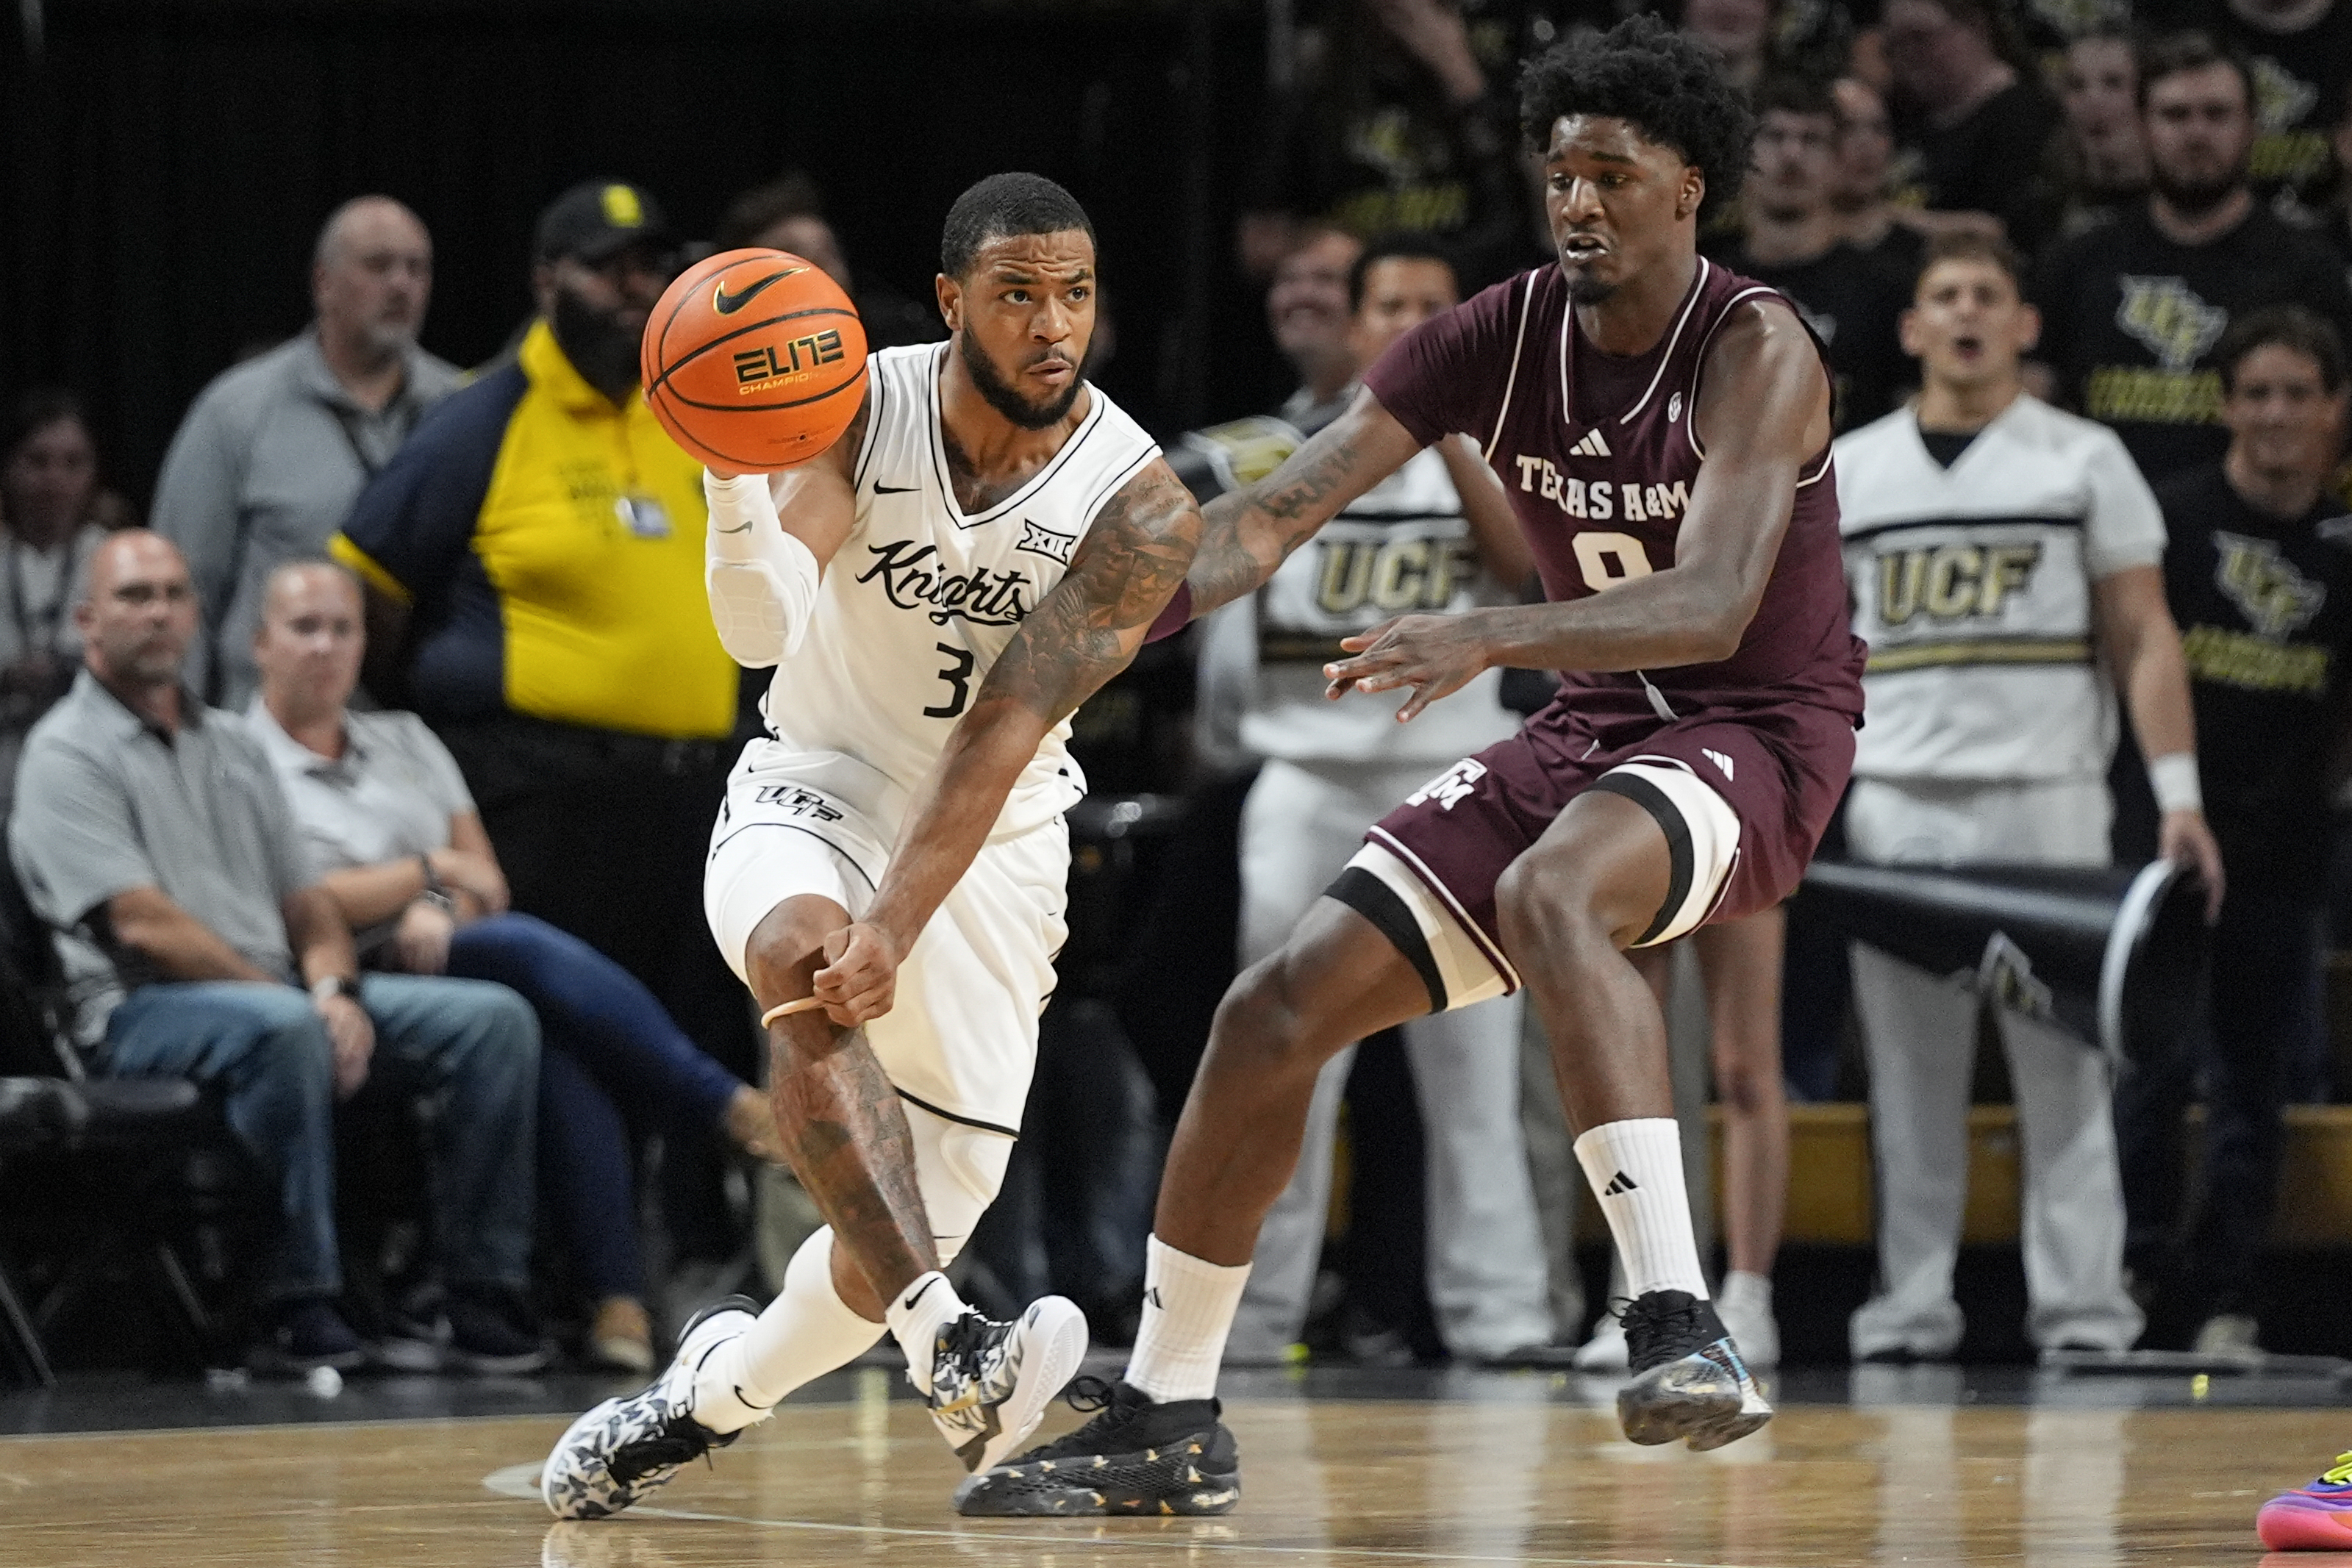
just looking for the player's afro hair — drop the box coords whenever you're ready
[1518,15,1758,221]
[940,172,1096,278]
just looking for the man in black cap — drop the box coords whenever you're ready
[332,181,761,1312]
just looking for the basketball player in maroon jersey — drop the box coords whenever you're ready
[948,15,1867,1515]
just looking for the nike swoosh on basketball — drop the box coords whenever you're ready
[712,268,801,315]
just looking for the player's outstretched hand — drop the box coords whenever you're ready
[1325,613,1492,722]
[812,920,904,1025]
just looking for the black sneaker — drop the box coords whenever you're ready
[953,1376,1240,1517]
[248,1297,369,1378]
[373,1290,449,1373]
[1615,1290,1772,1451]
[448,1286,551,1375]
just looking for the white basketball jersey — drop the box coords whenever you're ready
[1837,395,2166,784]
[1239,443,1518,765]
[756,343,1160,835]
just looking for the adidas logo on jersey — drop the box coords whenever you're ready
[1569,429,1612,459]
[1704,748,1734,781]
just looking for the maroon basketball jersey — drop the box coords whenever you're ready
[1364,257,1866,721]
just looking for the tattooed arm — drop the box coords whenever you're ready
[1185,387,1429,617]
[809,459,1202,1023]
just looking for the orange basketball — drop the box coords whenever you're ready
[640,248,870,471]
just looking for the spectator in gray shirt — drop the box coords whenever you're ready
[151,196,460,707]
[7,531,541,1378]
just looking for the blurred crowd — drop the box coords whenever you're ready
[4,0,2351,1378]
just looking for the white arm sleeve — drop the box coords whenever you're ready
[704,470,822,668]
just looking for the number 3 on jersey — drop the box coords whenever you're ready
[924,642,975,718]
[1573,531,1654,593]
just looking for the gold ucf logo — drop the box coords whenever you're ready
[1876,542,2044,626]
[2115,276,2227,372]
[2213,531,2326,638]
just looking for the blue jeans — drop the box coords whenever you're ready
[446,913,745,1300]
[104,975,540,1303]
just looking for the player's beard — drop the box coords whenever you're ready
[959,330,1082,431]
[550,284,643,404]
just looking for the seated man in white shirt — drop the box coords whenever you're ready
[1834,231,2223,1361]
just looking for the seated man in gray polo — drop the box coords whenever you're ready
[151,196,460,707]
[7,531,542,1377]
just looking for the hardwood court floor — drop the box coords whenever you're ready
[1,1371,2343,1567]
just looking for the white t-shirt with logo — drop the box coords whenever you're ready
[1837,394,2166,784]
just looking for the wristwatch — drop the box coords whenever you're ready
[417,853,457,916]
[310,973,362,1005]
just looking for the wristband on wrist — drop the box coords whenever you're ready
[310,973,362,1005]
[2148,751,2203,815]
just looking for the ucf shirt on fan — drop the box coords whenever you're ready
[755,342,1159,839]
[2159,462,2352,896]
[1173,412,1519,765]
[1837,394,2167,784]
[2031,206,2352,484]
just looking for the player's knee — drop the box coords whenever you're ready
[1714,1049,1781,1117]
[1209,953,1335,1079]
[1496,855,1590,953]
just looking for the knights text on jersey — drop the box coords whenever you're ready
[754,343,1160,836]
[1837,395,2167,784]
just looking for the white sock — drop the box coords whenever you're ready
[1123,1234,1251,1403]
[692,1228,885,1434]
[1573,1119,1710,1301]
[884,1268,971,1395]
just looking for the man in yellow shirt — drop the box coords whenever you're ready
[335,180,752,1271]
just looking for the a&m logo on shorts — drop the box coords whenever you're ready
[1406,758,1488,812]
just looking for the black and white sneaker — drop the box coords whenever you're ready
[540,1295,760,1518]
[925,1297,1089,1473]
[954,1376,1239,1517]
[1615,1289,1773,1451]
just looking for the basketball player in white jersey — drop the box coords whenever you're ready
[543,173,1201,1519]
[1835,231,2221,1362]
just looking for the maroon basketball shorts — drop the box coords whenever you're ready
[1325,695,1857,1014]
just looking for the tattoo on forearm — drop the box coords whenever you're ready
[981,459,1201,726]
[1188,433,1362,614]
[771,1024,937,1292]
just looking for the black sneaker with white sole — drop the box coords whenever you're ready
[1615,1289,1773,1451]
[924,1297,1090,1473]
[953,1376,1240,1517]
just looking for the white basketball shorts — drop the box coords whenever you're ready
[704,741,1070,1137]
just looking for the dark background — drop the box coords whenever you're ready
[0,0,1282,508]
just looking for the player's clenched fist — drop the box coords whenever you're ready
[811,920,904,1025]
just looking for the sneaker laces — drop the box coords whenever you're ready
[2319,1453,2352,1487]
[607,1412,728,1486]
[1618,1292,1709,1369]
[1062,1373,1118,1414]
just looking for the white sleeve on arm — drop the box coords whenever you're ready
[704,471,822,668]
[2081,426,2167,580]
